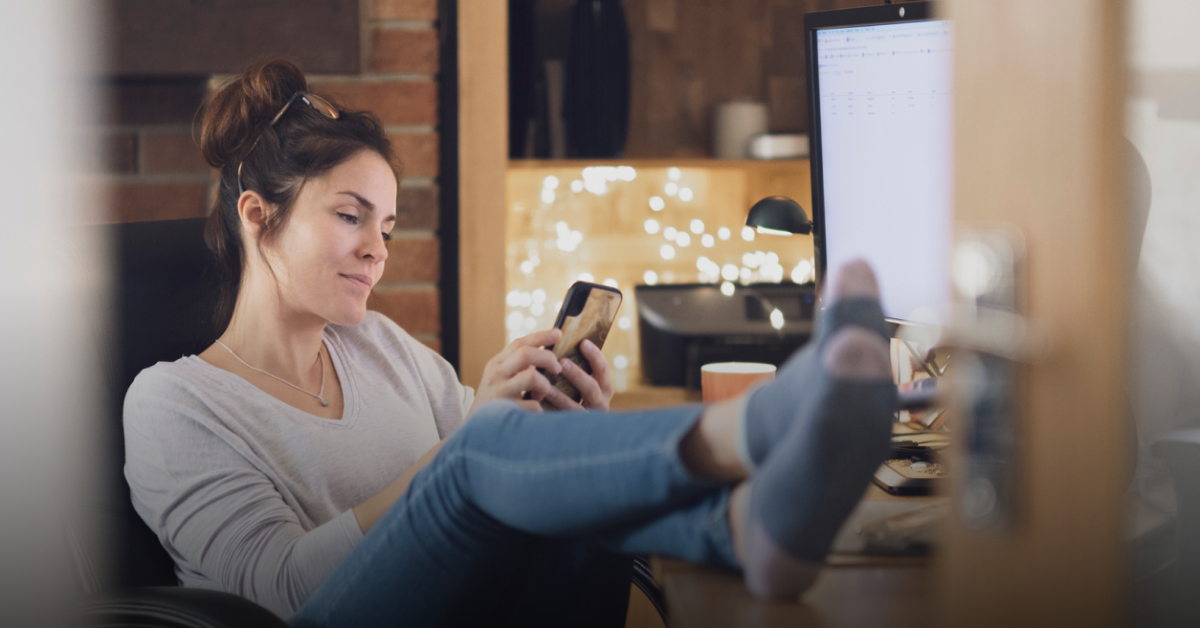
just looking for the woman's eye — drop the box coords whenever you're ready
[382,232,394,242]
[337,212,359,224]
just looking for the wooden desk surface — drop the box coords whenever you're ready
[613,386,941,628]
[655,485,939,628]
[660,562,932,628]
[611,386,702,410]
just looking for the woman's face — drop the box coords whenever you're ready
[258,149,397,327]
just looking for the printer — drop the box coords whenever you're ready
[636,282,815,388]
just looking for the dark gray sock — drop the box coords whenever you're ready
[742,297,889,466]
[743,371,895,599]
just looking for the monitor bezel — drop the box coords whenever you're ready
[805,1,939,327]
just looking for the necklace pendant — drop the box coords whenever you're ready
[320,398,330,407]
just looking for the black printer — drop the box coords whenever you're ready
[636,282,816,388]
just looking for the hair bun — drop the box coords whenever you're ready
[199,59,309,169]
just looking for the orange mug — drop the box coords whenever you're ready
[701,362,776,403]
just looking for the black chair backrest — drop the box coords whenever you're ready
[95,217,222,589]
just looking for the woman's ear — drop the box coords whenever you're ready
[237,190,271,239]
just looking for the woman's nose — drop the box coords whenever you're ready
[362,230,389,262]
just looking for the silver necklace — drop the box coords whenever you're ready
[215,340,329,407]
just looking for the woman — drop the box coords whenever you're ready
[123,59,896,627]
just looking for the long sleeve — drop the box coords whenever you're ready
[124,384,362,619]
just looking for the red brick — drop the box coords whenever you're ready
[379,237,440,284]
[97,182,209,223]
[370,28,439,74]
[107,2,358,76]
[95,132,138,174]
[311,80,437,126]
[106,78,207,125]
[390,133,439,178]
[372,0,437,20]
[369,288,440,334]
[396,186,438,230]
[142,131,209,174]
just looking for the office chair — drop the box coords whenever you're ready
[1146,432,1200,626]
[71,217,289,627]
[1128,139,1200,628]
[72,217,666,627]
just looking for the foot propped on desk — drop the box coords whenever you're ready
[739,262,897,601]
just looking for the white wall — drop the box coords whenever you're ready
[1126,0,1200,472]
[1130,0,1200,69]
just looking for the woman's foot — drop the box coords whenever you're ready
[736,325,895,600]
[739,260,890,468]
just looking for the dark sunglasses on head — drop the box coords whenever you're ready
[237,91,340,195]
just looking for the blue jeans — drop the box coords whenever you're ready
[290,402,739,627]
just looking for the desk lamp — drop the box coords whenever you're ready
[745,196,812,236]
[738,196,815,330]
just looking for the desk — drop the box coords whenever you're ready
[610,386,703,410]
[656,484,938,628]
[612,387,941,628]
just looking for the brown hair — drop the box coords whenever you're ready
[199,58,399,332]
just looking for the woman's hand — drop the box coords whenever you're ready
[468,331,616,415]
[553,339,614,411]
[469,329,566,414]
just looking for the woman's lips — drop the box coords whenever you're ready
[340,273,372,290]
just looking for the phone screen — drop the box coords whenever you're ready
[540,282,622,409]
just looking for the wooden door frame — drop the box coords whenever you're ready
[941,0,1129,625]
[455,0,508,387]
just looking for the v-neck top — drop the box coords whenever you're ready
[122,312,473,618]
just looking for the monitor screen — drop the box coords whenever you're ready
[809,9,953,326]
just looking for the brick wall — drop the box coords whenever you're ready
[620,0,921,157]
[99,78,212,222]
[323,0,443,353]
[98,0,445,353]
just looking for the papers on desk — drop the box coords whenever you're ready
[831,499,950,557]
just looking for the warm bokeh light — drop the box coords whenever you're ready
[507,162,813,387]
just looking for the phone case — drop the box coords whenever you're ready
[540,282,622,410]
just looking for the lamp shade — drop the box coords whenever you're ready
[745,196,812,235]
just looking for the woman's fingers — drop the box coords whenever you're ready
[503,329,562,357]
[580,340,613,395]
[472,329,566,412]
[487,329,563,381]
[475,331,618,411]
[558,357,605,410]
[542,384,585,411]
[578,340,614,408]
[491,346,561,383]
[499,366,555,401]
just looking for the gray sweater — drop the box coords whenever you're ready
[123,312,472,618]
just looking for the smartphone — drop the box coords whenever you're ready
[533,281,622,410]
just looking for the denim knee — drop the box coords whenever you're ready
[445,400,527,456]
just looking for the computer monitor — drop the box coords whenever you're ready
[806,2,953,328]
